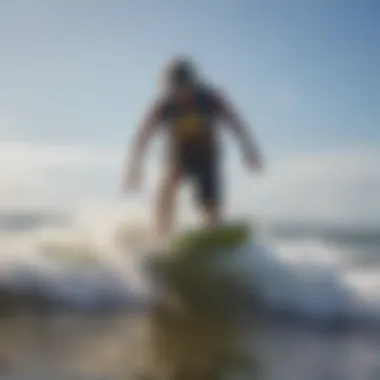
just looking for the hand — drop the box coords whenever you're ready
[122,163,141,194]
[244,149,263,173]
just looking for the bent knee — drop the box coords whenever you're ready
[159,166,181,197]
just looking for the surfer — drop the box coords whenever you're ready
[123,57,262,237]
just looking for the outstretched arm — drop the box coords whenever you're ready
[123,101,163,191]
[214,90,262,169]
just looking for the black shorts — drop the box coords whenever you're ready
[177,149,220,208]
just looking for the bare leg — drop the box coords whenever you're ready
[201,203,221,228]
[197,156,222,228]
[155,165,181,238]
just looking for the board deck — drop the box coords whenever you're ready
[146,222,252,313]
[146,222,251,289]
[168,221,251,258]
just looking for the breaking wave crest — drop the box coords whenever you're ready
[0,205,379,326]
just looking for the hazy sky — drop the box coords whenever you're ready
[0,0,378,225]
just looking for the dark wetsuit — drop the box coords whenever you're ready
[158,85,222,207]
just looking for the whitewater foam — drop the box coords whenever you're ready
[0,209,379,324]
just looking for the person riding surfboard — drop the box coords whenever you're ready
[123,57,262,237]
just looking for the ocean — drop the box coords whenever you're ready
[0,211,379,380]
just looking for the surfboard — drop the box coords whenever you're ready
[169,221,251,258]
[145,222,252,311]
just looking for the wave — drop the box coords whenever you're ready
[218,240,380,324]
[0,219,379,326]
[267,222,380,245]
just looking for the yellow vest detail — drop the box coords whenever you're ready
[174,112,207,141]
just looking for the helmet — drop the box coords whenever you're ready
[165,57,197,89]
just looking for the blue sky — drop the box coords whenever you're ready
[1,0,378,150]
[0,0,378,224]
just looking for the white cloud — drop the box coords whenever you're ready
[0,139,378,227]
[228,146,380,226]
[0,141,120,212]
